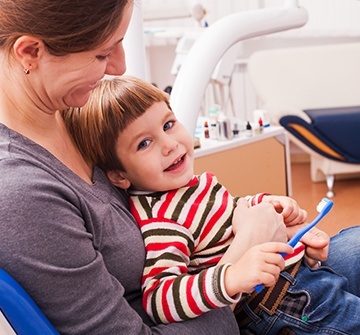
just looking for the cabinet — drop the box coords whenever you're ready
[194,126,292,197]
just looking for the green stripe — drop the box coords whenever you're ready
[138,196,153,217]
[150,286,162,324]
[171,184,198,222]
[192,182,222,239]
[145,252,185,268]
[206,214,232,246]
[142,228,194,253]
[172,274,188,320]
[213,265,230,304]
[192,244,228,259]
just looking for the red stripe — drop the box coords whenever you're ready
[186,275,203,315]
[200,256,222,265]
[184,173,213,228]
[146,241,189,255]
[199,190,229,242]
[162,280,176,323]
[129,198,141,223]
[187,175,199,187]
[142,279,158,307]
[142,264,188,285]
[158,190,177,217]
[201,270,219,309]
[142,266,169,285]
[284,243,305,260]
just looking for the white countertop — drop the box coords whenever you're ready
[194,126,285,158]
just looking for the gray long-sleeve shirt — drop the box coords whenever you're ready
[0,123,239,335]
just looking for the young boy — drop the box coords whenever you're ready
[63,76,306,326]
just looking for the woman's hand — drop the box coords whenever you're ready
[286,224,330,267]
[263,196,329,267]
[223,198,287,265]
[261,195,308,226]
[232,198,287,243]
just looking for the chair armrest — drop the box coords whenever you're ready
[0,269,59,335]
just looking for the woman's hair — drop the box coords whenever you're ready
[0,0,130,55]
[63,76,171,172]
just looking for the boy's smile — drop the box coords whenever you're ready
[164,154,186,172]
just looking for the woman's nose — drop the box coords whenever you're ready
[105,44,126,76]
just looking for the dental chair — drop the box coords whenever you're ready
[247,43,360,197]
[0,268,59,335]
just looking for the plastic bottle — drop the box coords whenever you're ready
[216,112,233,141]
[209,107,218,139]
[245,121,253,137]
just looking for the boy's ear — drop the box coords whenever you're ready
[13,35,44,71]
[107,170,131,189]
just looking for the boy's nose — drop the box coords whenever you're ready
[162,137,178,156]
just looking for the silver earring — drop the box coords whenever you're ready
[24,68,30,75]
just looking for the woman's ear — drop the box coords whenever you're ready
[13,36,44,71]
[107,170,131,189]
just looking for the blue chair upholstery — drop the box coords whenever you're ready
[0,269,59,335]
[280,107,360,163]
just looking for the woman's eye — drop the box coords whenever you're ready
[96,54,111,61]
[137,139,151,150]
[164,121,174,131]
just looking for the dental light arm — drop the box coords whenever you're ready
[170,5,308,136]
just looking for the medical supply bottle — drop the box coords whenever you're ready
[208,107,217,139]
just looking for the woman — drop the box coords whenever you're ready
[0,0,239,333]
[0,0,359,334]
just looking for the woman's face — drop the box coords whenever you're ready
[38,3,133,111]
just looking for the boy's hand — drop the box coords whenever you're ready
[224,242,293,296]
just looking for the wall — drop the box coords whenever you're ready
[143,0,360,122]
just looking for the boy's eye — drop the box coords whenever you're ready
[164,121,174,131]
[137,139,151,150]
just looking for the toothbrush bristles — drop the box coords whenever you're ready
[316,197,334,215]
[316,198,328,212]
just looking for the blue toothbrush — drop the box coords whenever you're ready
[254,198,334,293]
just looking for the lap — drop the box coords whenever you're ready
[323,226,360,296]
[239,227,360,334]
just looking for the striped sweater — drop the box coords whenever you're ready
[129,172,264,324]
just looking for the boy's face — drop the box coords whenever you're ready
[111,101,194,192]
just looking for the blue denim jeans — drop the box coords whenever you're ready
[242,227,360,335]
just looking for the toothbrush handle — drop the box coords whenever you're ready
[253,216,323,293]
[252,200,332,294]
[287,214,322,247]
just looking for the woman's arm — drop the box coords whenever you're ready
[0,160,239,335]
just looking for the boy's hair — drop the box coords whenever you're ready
[63,76,171,172]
